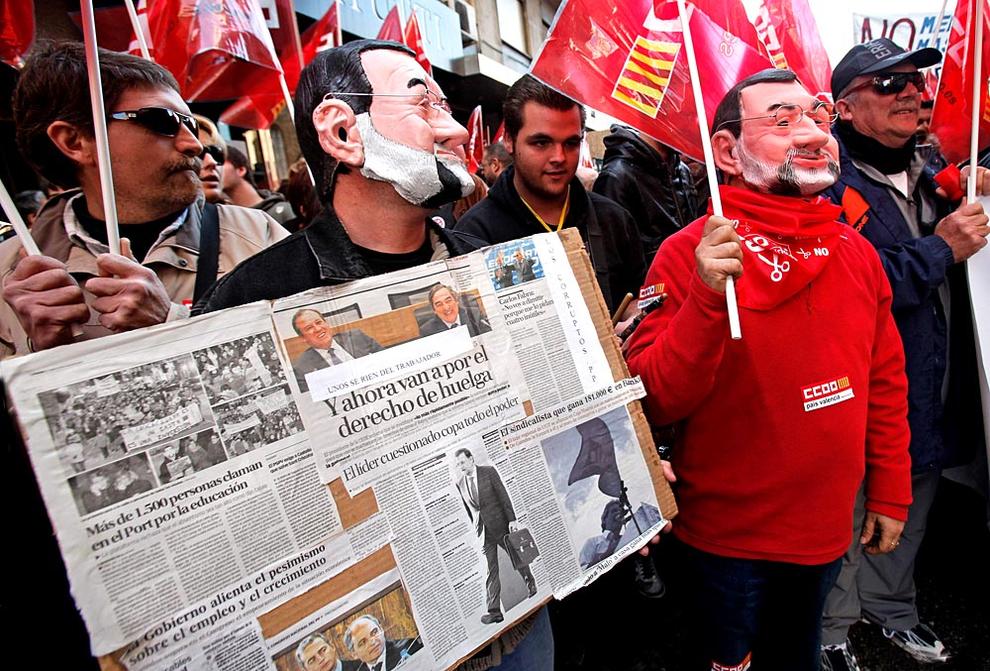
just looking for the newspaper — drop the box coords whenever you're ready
[2,232,669,668]
[2,303,344,655]
[268,233,611,493]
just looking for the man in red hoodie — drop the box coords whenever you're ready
[625,69,912,671]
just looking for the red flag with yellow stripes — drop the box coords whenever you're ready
[611,36,680,118]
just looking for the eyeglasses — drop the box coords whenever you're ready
[200,144,225,163]
[844,71,926,97]
[108,107,199,137]
[322,90,452,115]
[716,101,838,132]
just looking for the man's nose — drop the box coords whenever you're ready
[177,123,203,157]
[548,143,566,164]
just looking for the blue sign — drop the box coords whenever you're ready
[295,0,464,72]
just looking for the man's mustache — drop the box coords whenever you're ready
[168,157,202,174]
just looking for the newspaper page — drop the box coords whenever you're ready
[2,303,344,656]
[269,233,611,493]
[497,377,666,599]
[120,514,392,671]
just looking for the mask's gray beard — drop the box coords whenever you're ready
[355,113,474,206]
[736,138,839,196]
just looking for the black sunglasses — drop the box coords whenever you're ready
[846,71,926,97]
[108,107,199,137]
[200,144,225,163]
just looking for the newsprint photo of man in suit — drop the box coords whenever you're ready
[291,308,384,392]
[417,284,491,338]
[454,448,537,624]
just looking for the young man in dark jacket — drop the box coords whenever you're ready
[454,76,645,314]
[593,125,702,258]
[820,39,989,669]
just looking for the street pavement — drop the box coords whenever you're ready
[549,477,989,670]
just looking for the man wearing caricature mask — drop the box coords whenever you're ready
[194,40,554,671]
[195,39,477,310]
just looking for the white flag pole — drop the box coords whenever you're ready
[122,0,151,61]
[676,0,742,340]
[0,179,41,256]
[968,0,985,202]
[80,0,121,256]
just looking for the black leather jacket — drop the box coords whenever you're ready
[593,125,702,257]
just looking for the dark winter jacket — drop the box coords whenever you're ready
[255,190,296,228]
[593,125,702,257]
[454,166,646,313]
[823,136,985,472]
[195,205,477,313]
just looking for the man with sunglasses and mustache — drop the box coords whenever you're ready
[0,41,287,358]
[819,39,990,669]
[625,68,912,671]
[195,40,553,671]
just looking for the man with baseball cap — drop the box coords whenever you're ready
[820,38,989,669]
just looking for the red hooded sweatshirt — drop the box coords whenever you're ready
[626,186,911,565]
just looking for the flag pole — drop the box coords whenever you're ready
[676,0,742,340]
[968,0,985,202]
[279,73,317,187]
[80,0,121,256]
[122,0,151,61]
[0,179,41,256]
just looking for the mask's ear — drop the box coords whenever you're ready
[711,129,742,177]
[312,99,364,168]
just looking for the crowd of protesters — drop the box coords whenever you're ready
[0,30,987,671]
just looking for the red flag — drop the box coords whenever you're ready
[931,0,990,164]
[147,0,282,102]
[222,0,318,129]
[691,0,766,57]
[579,137,595,169]
[1,0,34,68]
[300,0,341,65]
[531,0,772,161]
[378,5,404,42]
[404,10,432,75]
[492,121,506,144]
[466,106,484,173]
[753,0,832,97]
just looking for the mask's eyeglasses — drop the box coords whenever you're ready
[108,107,199,137]
[715,101,838,132]
[844,71,926,97]
[322,89,452,115]
[200,144,225,164]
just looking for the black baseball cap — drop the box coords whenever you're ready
[831,38,941,98]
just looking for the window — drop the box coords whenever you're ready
[497,0,528,54]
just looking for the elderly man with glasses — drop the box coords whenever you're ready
[818,39,990,669]
[625,68,913,671]
[0,41,287,358]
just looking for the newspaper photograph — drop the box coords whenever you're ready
[498,378,667,598]
[121,514,393,671]
[270,233,612,492]
[2,303,344,655]
[267,568,425,671]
